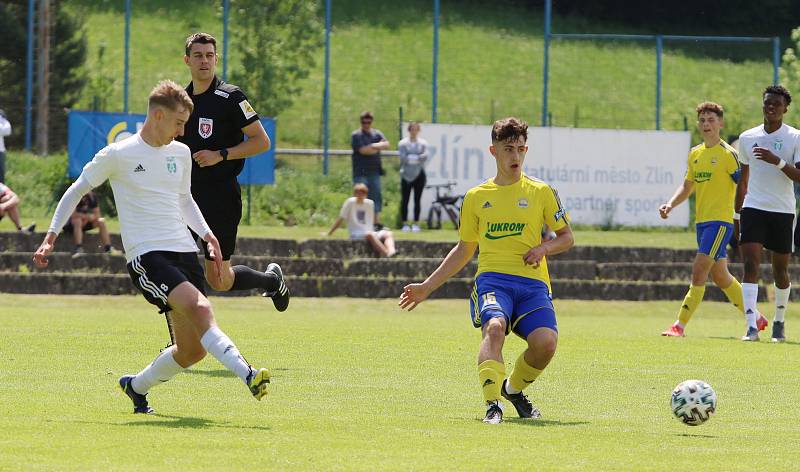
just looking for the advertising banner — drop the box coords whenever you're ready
[67,110,276,185]
[403,124,691,226]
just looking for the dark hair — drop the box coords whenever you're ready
[695,101,723,118]
[360,111,374,121]
[491,117,528,143]
[185,32,217,56]
[407,121,420,131]
[764,84,792,106]
[149,80,194,113]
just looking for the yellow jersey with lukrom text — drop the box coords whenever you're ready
[685,140,740,224]
[459,174,569,290]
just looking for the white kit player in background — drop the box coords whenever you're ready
[735,85,800,343]
[32,80,270,414]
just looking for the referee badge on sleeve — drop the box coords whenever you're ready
[198,118,213,139]
[239,100,257,120]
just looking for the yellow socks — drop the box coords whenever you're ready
[677,284,706,326]
[721,278,744,314]
[478,360,505,403]
[507,352,543,393]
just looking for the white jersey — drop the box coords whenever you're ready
[81,133,199,260]
[738,123,800,214]
[339,197,374,239]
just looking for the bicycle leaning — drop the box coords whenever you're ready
[425,181,463,230]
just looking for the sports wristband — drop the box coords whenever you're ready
[733,212,740,221]
[220,148,229,161]
[777,159,786,169]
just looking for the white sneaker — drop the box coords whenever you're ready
[411,224,421,233]
[401,225,411,232]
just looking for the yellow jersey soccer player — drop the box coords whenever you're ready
[658,102,766,337]
[399,117,574,424]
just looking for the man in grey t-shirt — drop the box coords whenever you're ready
[351,111,390,227]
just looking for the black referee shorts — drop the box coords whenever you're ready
[191,178,242,261]
[740,207,795,254]
[126,251,206,313]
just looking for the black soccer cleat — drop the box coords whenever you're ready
[771,321,786,343]
[262,263,290,312]
[501,379,541,419]
[482,400,504,424]
[119,375,154,414]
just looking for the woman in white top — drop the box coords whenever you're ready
[398,122,428,232]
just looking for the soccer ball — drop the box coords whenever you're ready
[670,380,716,426]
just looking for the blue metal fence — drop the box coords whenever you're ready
[540,0,780,129]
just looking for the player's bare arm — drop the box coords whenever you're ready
[193,121,270,167]
[399,240,478,311]
[523,225,574,267]
[752,146,800,182]
[659,180,695,219]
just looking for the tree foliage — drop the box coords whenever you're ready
[229,0,323,118]
[781,27,800,93]
[0,0,87,149]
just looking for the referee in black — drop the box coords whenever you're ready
[178,32,289,313]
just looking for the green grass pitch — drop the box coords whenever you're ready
[1,295,799,470]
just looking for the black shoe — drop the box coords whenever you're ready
[119,375,154,414]
[262,263,290,312]
[501,379,541,419]
[772,321,786,343]
[482,400,503,424]
[374,223,384,231]
[20,223,36,235]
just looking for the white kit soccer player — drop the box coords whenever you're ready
[737,94,800,342]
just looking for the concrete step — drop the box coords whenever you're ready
[596,262,796,284]
[5,250,793,285]
[0,231,737,262]
[0,273,772,301]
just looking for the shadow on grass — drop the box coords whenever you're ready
[676,433,717,438]
[184,367,292,378]
[72,415,270,431]
[707,336,800,346]
[467,417,588,427]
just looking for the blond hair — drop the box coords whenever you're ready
[148,80,193,114]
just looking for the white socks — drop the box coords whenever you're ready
[131,347,185,395]
[200,326,253,383]
[775,284,791,323]
[742,283,759,329]
[504,380,521,395]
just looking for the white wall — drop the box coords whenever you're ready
[402,124,691,227]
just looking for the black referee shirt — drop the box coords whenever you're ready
[178,76,260,183]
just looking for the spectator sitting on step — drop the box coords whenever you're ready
[62,190,120,257]
[0,182,35,234]
[323,183,397,257]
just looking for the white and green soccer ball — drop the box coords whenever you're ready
[670,380,716,426]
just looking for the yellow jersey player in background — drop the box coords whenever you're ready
[658,101,767,337]
[398,117,574,424]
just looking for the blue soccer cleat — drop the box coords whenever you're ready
[741,326,760,342]
[119,375,154,414]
